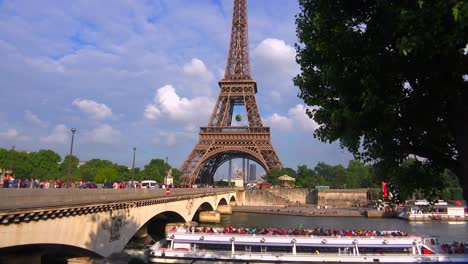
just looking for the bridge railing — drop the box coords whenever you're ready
[0,188,238,211]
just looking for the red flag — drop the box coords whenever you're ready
[382,181,388,198]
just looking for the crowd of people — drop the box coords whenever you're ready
[441,242,468,254]
[172,225,410,237]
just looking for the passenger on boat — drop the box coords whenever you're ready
[184,226,410,238]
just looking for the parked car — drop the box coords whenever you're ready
[102,182,114,189]
[79,182,98,189]
[141,180,158,189]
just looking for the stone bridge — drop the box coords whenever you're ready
[0,188,242,261]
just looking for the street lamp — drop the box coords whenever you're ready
[164,156,168,186]
[66,128,76,188]
[131,147,136,188]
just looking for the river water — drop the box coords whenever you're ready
[214,212,467,243]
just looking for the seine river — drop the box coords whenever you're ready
[213,212,468,243]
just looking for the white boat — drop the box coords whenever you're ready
[148,228,468,263]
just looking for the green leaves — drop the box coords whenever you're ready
[295,0,468,199]
[452,1,463,21]
[0,148,180,184]
[263,161,378,189]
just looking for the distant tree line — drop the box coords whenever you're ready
[262,159,463,201]
[0,148,180,184]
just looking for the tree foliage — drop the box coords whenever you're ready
[263,160,379,189]
[0,148,180,185]
[29,150,61,180]
[295,0,468,199]
[142,159,170,182]
[95,167,118,183]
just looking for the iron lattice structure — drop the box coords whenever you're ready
[180,0,283,185]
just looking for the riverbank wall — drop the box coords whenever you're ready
[243,188,371,208]
[233,205,364,217]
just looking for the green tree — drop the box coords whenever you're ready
[172,168,181,184]
[439,169,464,200]
[10,150,34,179]
[78,159,115,182]
[262,167,296,186]
[114,165,131,182]
[346,160,376,188]
[377,159,463,201]
[95,167,118,183]
[295,0,468,199]
[29,150,61,180]
[314,162,348,188]
[262,168,281,185]
[0,148,10,171]
[59,155,81,181]
[142,159,170,182]
[295,165,317,188]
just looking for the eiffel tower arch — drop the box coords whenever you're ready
[180,0,283,185]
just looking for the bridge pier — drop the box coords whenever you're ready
[217,205,232,215]
[0,254,42,264]
[199,211,221,223]
[67,256,94,264]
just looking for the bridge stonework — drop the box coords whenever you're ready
[0,188,240,258]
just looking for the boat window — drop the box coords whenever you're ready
[358,246,412,255]
[233,245,292,253]
[197,243,231,252]
[296,246,337,253]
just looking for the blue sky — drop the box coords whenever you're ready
[0,0,352,176]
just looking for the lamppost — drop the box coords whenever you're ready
[66,128,76,188]
[131,147,136,188]
[164,156,168,186]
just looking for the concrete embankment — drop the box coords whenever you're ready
[233,205,364,217]
[242,188,375,208]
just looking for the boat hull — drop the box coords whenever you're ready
[149,252,468,263]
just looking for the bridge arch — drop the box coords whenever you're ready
[218,198,228,206]
[229,195,237,205]
[194,148,268,183]
[0,243,100,263]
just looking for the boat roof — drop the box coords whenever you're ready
[168,232,421,248]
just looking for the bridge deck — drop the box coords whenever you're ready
[0,188,237,212]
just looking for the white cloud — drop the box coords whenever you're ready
[72,98,113,120]
[144,105,161,121]
[0,128,19,138]
[271,91,281,99]
[265,104,319,132]
[152,130,197,147]
[253,38,299,77]
[89,124,121,144]
[144,84,214,130]
[288,104,320,132]
[40,124,68,144]
[265,113,293,131]
[153,131,177,147]
[182,58,214,82]
[24,110,44,125]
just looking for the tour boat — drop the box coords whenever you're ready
[148,227,468,263]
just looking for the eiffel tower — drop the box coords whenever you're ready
[180,0,283,185]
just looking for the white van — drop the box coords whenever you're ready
[141,180,158,189]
